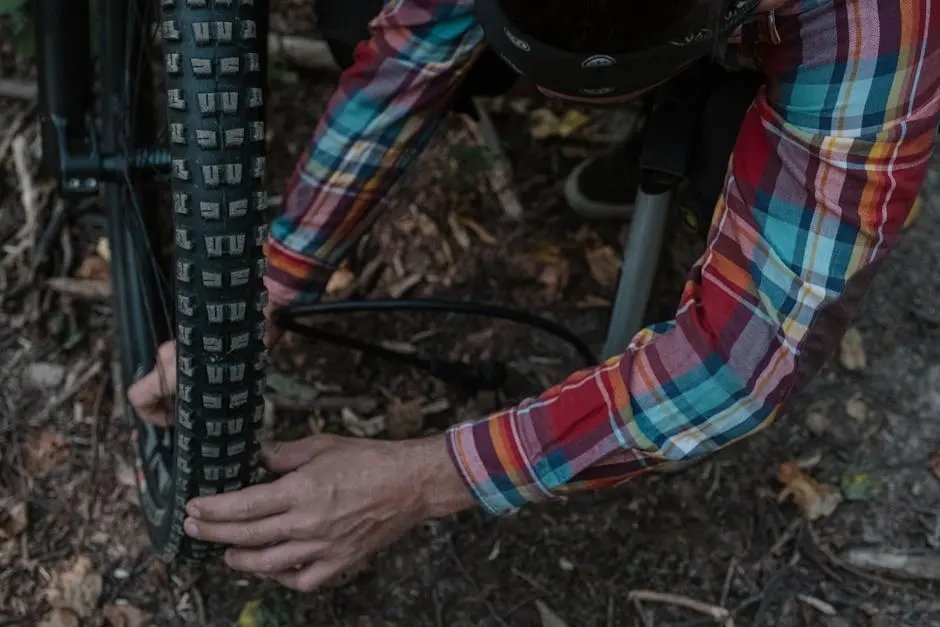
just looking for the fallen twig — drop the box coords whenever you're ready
[0,107,34,164]
[803,527,915,590]
[0,78,37,101]
[628,590,733,626]
[45,277,111,300]
[631,598,654,627]
[796,594,836,616]
[12,134,40,243]
[463,102,524,220]
[841,548,940,581]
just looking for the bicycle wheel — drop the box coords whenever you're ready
[100,0,268,562]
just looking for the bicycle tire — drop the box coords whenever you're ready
[155,0,269,562]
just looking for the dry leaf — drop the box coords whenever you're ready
[528,108,589,140]
[0,498,27,541]
[103,603,152,627]
[930,450,940,480]
[776,462,843,521]
[386,399,424,440]
[39,609,79,627]
[341,408,386,437]
[326,265,356,295]
[529,108,562,140]
[585,245,621,290]
[557,109,591,138]
[25,429,70,474]
[839,327,867,371]
[77,254,110,282]
[460,217,497,245]
[534,600,570,627]
[46,554,103,618]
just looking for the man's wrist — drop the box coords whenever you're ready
[407,434,477,519]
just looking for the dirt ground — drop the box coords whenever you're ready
[2,4,940,627]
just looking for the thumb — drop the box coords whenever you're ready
[260,435,338,473]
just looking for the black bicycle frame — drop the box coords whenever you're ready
[35,0,170,197]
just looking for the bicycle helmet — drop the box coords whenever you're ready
[475,0,761,100]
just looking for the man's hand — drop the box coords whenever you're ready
[127,308,280,426]
[127,341,178,426]
[182,433,476,591]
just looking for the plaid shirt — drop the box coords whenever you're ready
[266,0,940,515]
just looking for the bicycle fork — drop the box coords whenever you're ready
[35,0,171,198]
[601,64,712,359]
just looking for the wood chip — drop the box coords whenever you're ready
[460,217,498,245]
[341,408,385,437]
[805,403,830,437]
[25,429,70,475]
[325,265,356,295]
[387,274,423,299]
[534,600,570,627]
[25,362,67,390]
[448,213,471,249]
[102,603,152,627]
[0,498,27,541]
[839,327,867,371]
[797,595,837,616]
[845,395,869,422]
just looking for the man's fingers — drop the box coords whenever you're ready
[187,477,293,522]
[260,435,338,473]
[271,559,348,593]
[183,512,296,547]
[127,344,177,427]
[224,539,329,574]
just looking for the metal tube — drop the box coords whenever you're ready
[601,189,672,360]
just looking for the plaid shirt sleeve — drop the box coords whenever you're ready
[448,0,940,515]
[263,0,483,308]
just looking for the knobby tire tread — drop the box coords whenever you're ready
[157,0,267,562]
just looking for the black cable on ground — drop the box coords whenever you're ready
[271,299,599,392]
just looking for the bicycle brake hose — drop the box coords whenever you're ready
[271,299,599,392]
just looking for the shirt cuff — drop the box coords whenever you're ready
[445,409,553,516]
[263,237,335,309]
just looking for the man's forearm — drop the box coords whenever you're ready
[264,0,484,308]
